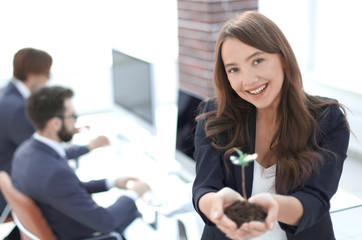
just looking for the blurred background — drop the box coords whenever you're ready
[1,0,361,152]
[1,0,362,239]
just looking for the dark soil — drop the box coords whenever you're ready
[224,200,267,228]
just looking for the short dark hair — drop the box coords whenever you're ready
[13,48,53,81]
[26,86,74,130]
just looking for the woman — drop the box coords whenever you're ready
[192,11,350,240]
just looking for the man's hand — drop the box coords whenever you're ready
[74,125,90,134]
[87,135,110,150]
[115,177,151,197]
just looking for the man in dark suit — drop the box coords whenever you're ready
[0,48,109,239]
[0,48,51,176]
[11,86,150,239]
[0,48,53,240]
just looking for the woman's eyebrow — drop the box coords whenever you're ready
[224,62,237,68]
[224,51,264,68]
[245,51,264,62]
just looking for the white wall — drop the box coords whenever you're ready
[313,0,362,94]
[258,0,316,76]
[0,0,178,114]
[259,0,362,156]
[259,0,362,95]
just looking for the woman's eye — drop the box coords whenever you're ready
[253,58,264,65]
[228,67,239,73]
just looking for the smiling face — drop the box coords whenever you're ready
[221,37,285,111]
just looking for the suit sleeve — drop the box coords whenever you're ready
[81,179,108,193]
[64,145,90,159]
[192,100,226,225]
[44,168,139,233]
[280,105,350,235]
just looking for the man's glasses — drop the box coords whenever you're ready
[57,113,78,120]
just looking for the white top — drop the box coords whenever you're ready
[250,161,287,240]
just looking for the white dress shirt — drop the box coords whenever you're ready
[33,133,66,159]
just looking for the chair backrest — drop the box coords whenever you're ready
[0,171,56,240]
[0,204,12,223]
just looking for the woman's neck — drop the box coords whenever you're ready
[255,107,280,167]
[256,107,279,129]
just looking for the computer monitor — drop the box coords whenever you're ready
[111,49,156,134]
[175,89,204,182]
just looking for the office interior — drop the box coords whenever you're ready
[1,0,362,239]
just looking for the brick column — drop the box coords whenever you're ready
[178,0,258,98]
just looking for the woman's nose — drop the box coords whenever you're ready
[241,68,257,87]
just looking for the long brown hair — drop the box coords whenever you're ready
[202,11,348,194]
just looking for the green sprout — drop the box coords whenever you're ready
[229,148,258,200]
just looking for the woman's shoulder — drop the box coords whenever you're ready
[306,94,337,106]
[195,97,218,121]
[306,95,342,117]
[307,95,347,133]
[203,97,218,112]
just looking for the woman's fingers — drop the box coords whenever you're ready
[213,211,238,230]
[248,193,278,230]
[240,221,268,238]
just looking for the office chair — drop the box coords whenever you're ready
[0,171,123,240]
[0,171,56,240]
[0,204,12,223]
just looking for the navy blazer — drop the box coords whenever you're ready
[11,137,140,240]
[0,81,89,212]
[192,98,350,240]
[0,82,34,174]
